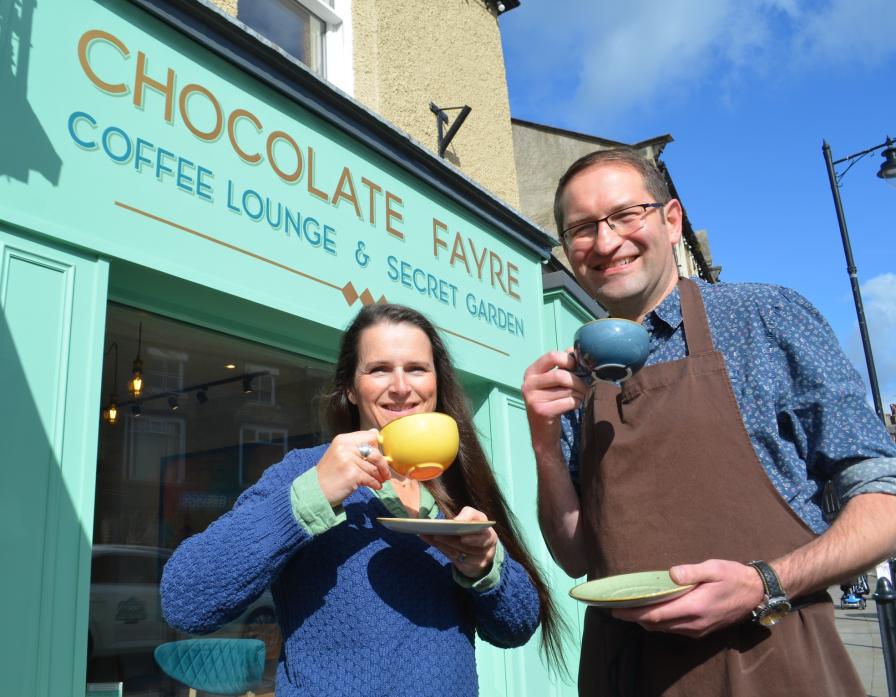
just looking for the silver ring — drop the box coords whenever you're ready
[357,444,373,460]
[457,552,467,563]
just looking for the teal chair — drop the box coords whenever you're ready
[154,638,266,697]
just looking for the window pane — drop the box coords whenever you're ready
[88,303,332,695]
[239,0,326,76]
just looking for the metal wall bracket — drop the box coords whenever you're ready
[430,102,472,158]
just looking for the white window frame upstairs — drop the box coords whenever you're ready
[243,0,354,95]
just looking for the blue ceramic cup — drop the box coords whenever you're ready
[573,318,649,382]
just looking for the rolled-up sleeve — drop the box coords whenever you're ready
[768,288,896,505]
[833,457,896,502]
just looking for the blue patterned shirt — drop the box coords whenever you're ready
[561,278,896,534]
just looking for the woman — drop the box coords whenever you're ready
[161,303,566,697]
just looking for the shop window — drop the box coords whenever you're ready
[237,0,353,93]
[239,425,288,485]
[246,363,278,406]
[145,347,187,395]
[126,415,185,483]
[91,303,331,695]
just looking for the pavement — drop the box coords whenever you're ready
[832,577,892,697]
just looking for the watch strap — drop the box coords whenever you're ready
[747,560,786,600]
[747,560,791,626]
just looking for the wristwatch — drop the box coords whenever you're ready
[747,560,791,627]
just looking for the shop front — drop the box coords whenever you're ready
[0,0,587,694]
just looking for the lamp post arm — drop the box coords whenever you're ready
[821,140,885,423]
[831,140,892,166]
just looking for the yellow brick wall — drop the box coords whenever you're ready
[352,0,520,207]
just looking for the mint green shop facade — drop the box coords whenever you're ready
[0,0,594,693]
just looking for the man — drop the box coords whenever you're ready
[522,148,896,696]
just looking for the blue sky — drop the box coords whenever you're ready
[500,0,896,414]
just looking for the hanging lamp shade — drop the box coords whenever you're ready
[129,322,144,398]
[877,140,896,180]
[105,396,119,424]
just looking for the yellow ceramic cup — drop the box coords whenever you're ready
[377,412,459,481]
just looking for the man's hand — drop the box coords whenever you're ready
[611,560,765,638]
[522,351,590,578]
[521,350,588,453]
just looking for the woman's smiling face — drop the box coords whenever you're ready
[348,321,438,431]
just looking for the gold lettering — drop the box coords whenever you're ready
[506,261,520,300]
[449,233,471,274]
[306,147,329,201]
[468,239,488,280]
[266,130,303,183]
[432,218,448,257]
[489,252,507,294]
[78,29,129,95]
[361,177,382,225]
[179,83,223,141]
[134,51,175,123]
[331,167,362,218]
[227,109,262,164]
[385,192,404,239]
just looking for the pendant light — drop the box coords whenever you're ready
[103,341,120,425]
[129,322,144,398]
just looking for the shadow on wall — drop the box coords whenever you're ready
[0,297,88,692]
[0,0,62,184]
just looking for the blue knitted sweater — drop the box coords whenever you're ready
[160,444,541,696]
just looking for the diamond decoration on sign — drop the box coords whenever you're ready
[342,282,358,306]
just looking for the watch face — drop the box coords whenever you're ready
[758,609,786,627]
[756,599,791,627]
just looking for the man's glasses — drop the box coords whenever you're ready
[561,202,664,246]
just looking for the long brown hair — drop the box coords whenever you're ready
[322,303,568,674]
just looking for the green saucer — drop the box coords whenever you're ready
[570,570,695,608]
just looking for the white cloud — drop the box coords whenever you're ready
[502,0,896,129]
[794,0,896,69]
[572,0,732,124]
[848,273,896,412]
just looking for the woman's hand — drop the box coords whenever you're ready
[420,506,498,580]
[316,430,391,506]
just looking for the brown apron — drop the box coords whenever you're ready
[577,278,864,696]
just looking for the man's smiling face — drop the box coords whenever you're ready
[561,163,683,321]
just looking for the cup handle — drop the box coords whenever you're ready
[376,433,391,463]
[406,463,445,481]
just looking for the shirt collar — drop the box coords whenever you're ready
[646,280,684,332]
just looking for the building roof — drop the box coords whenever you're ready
[512,118,674,155]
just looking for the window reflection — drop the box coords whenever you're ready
[88,303,331,695]
[238,0,326,77]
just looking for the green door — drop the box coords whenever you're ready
[0,228,108,696]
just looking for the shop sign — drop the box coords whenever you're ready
[0,0,545,379]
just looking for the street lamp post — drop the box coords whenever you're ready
[821,136,896,424]
[824,136,896,697]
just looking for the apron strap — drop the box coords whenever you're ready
[679,277,715,355]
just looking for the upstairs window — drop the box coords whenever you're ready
[238,0,351,91]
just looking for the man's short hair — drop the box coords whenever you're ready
[553,148,673,234]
